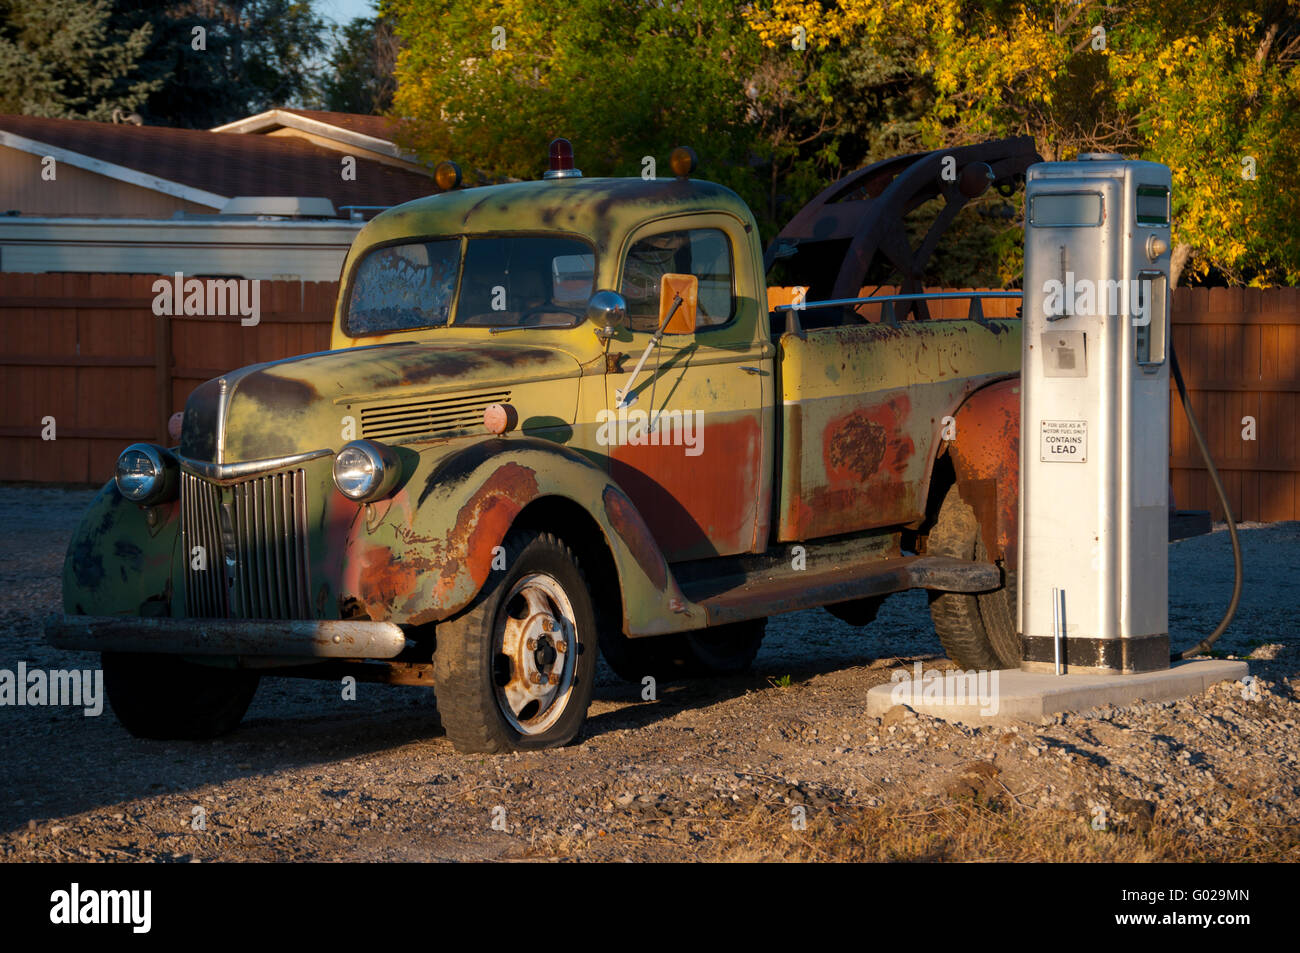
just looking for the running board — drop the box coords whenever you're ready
[678,555,1002,627]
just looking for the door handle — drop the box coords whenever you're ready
[739,366,763,375]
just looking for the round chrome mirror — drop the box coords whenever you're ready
[586,290,627,341]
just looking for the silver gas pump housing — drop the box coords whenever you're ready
[1019,155,1173,674]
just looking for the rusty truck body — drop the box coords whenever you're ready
[48,139,1040,752]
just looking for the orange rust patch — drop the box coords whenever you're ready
[779,393,920,540]
[609,414,761,561]
[436,461,539,601]
[821,394,914,485]
[826,414,887,483]
[355,544,420,621]
[949,381,1019,563]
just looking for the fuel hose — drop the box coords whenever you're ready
[1169,344,1243,659]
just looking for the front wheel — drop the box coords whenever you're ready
[102,652,260,740]
[433,530,597,753]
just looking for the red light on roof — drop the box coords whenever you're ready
[544,138,582,179]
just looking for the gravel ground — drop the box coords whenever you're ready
[0,486,1296,861]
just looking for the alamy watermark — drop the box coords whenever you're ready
[50,883,150,933]
[152,271,261,326]
[0,662,103,716]
[889,662,999,716]
[595,407,703,457]
[1041,273,1151,326]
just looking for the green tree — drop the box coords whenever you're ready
[322,13,396,115]
[110,0,329,128]
[389,1,752,179]
[0,0,157,120]
[386,0,874,239]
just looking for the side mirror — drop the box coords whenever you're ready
[659,273,698,334]
[586,290,627,342]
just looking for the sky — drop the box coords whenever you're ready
[317,0,378,26]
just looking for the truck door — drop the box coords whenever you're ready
[602,215,772,562]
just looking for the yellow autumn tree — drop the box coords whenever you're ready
[747,0,1300,286]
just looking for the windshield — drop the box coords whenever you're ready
[345,235,595,336]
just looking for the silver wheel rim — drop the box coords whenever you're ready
[491,572,578,735]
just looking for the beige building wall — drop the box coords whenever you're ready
[0,148,217,218]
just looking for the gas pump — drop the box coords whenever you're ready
[1019,155,1174,674]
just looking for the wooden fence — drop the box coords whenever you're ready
[2,273,1297,521]
[1169,287,1300,522]
[0,274,334,483]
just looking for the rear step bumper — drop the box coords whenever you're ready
[682,555,1002,627]
[45,615,408,659]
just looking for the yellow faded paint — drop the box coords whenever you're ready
[334,436,701,637]
[326,179,775,567]
[776,319,1021,540]
[331,177,759,357]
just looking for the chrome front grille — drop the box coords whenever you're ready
[182,469,311,619]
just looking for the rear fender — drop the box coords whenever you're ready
[944,378,1020,566]
[337,437,699,636]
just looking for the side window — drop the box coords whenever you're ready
[620,227,734,332]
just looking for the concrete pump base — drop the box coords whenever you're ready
[865,659,1250,726]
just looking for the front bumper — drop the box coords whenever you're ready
[45,615,408,659]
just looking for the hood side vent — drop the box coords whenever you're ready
[360,390,512,440]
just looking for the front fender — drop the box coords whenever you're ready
[61,481,181,617]
[337,437,700,636]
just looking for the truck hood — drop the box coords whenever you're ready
[180,340,582,463]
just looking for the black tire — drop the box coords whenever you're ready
[926,485,1021,670]
[680,618,766,675]
[599,619,766,681]
[433,530,597,753]
[825,596,886,627]
[102,652,259,740]
[597,629,690,683]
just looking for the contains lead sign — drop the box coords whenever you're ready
[1039,419,1087,462]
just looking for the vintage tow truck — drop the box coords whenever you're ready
[47,137,1041,752]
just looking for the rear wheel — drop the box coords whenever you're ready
[433,530,597,753]
[680,618,766,675]
[926,485,1020,670]
[600,619,766,681]
[102,652,259,740]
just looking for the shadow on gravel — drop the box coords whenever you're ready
[0,689,449,833]
[581,647,942,739]
[3,644,920,832]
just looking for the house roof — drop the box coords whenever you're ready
[281,108,398,141]
[209,108,416,166]
[217,108,398,142]
[0,114,433,213]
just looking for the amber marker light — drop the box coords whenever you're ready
[669,146,697,178]
[434,160,462,191]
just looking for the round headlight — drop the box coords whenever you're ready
[114,444,176,504]
[333,440,400,502]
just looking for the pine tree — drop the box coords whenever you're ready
[0,0,158,120]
